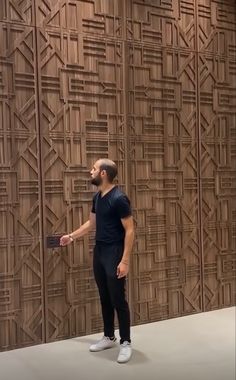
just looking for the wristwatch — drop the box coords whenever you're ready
[68,234,74,242]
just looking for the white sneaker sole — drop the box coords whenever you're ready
[89,340,117,352]
[117,350,132,363]
[89,345,116,352]
[117,355,132,364]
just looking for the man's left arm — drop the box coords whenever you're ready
[117,216,135,279]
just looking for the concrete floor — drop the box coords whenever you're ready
[0,307,235,380]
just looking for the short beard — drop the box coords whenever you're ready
[91,174,102,187]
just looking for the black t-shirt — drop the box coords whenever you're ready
[91,186,132,244]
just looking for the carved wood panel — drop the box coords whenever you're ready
[128,43,202,324]
[35,0,124,38]
[0,22,44,350]
[0,0,35,25]
[36,25,127,341]
[126,0,197,50]
[197,0,236,57]
[1,0,235,351]
[197,0,236,310]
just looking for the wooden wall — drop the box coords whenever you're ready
[0,0,235,351]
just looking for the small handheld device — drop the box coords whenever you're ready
[46,235,63,248]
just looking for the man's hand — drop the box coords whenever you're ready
[60,234,73,246]
[117,261,129,279]
[59,215,95,247]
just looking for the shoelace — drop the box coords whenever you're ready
[99,336,115,344]
[121,341,130,347]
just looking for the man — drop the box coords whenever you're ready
[60,159,134,364]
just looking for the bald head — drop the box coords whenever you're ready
[96,159,118,183]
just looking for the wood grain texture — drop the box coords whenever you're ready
[0,0,235,350]
[36,26,127,341]
[197,0,236,311]
[0,21,44,350]
[126,0,197,50]
[128,43,202,323]
[0,0,35,25]
[35,0,124,38]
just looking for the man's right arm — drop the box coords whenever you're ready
[60,212,96,246]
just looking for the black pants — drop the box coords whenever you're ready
[93,243,131,344]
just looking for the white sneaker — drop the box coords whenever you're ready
[89,336,117,352]
[117,341,132,363]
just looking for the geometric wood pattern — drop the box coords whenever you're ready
[197,0,236,310]
[0,0,235,350]
[127,0,201,325]
[36,26,127,341]
[0,0,35,25]
[0,21,44,350]
[126,0,197,50]
[35,0,124,38]
[128,43,202,324]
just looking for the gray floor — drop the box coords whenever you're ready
[1,307,235,380]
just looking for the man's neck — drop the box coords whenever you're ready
[99,183,115,196]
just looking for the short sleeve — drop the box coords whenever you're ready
[91,194,97,213]
[115,194,132,219]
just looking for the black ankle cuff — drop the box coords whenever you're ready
[107,336,115,341]
[120,339,131,344]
